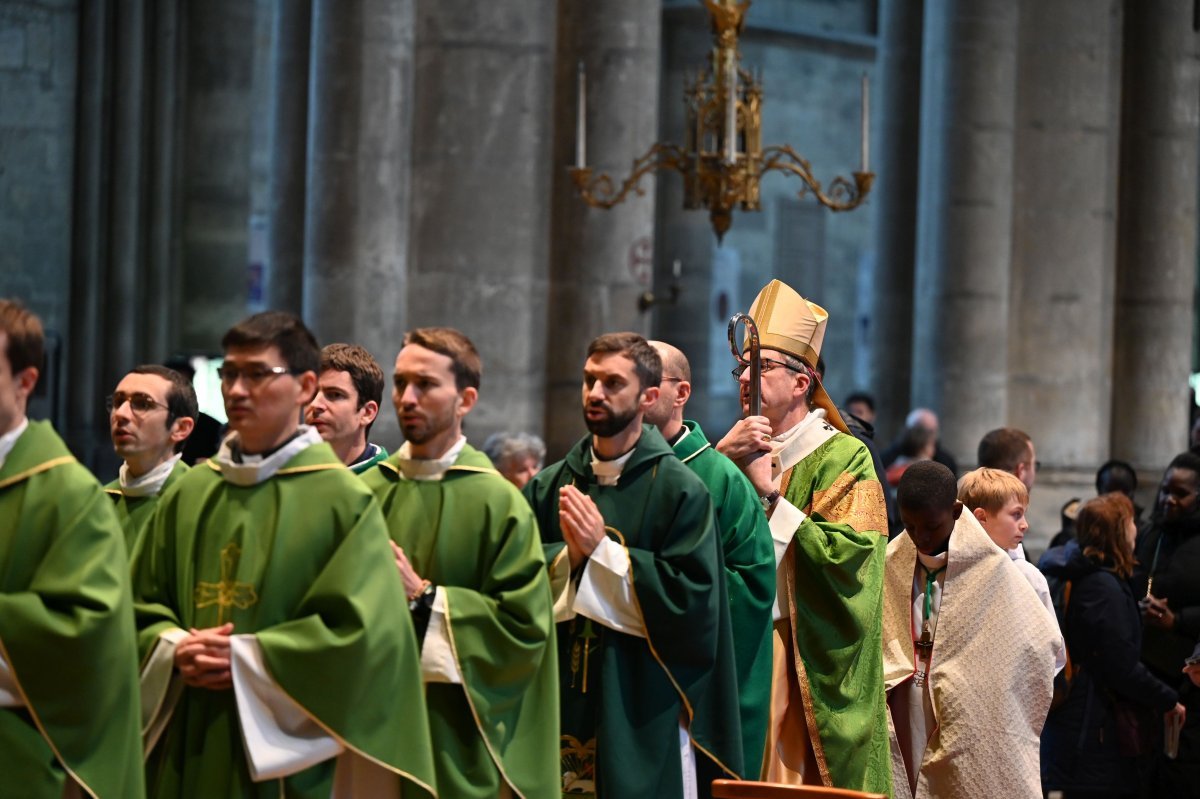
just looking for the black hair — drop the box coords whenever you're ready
[845,392,875,412]
[1095,458,1137,496]
[897,460,959,512]
[1167,451,1200,481]
[221,311,319,375]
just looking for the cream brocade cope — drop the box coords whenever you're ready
[883,511,1062,799]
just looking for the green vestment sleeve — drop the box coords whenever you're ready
[132,444,437,799]
[363,445,560,799]
[0,421,145,799]
[524,426,745,799]
[781,433,891,795]
[675,421,774,778]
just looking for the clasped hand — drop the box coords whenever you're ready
[559,485,607,571]
[175,622,234,690]
[717,416,776,497]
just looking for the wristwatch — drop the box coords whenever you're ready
[760,489,781,511]
[408,582,436,613]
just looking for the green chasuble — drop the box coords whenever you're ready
[0,420,144,799]
[775,427,891,794]
[105,459,190,553]
[361,443,560,799]
[672,420,773,777]
[132,440,437,798]
[524,425,744,799]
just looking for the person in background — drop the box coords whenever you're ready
[481,430,546,490]
[844,391,876,426]
[883,409,958,477]
[1041,493,1184,798]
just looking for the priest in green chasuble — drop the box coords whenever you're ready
[0,299,145,798]
[716,280,891,794]
[132,311,436,798]
[305,343,389,474]
[361,327,560,799]
[524,332,744,799]
[105,365,197,553]
[644,340,774,777]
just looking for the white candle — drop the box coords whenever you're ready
[725,53,737,164]
[860,72,869,173]
[672,258,682,279]
[576,61,587,168]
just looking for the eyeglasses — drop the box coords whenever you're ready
[217,364,294,387]
[106,392,169,417]
[729,358,803,380]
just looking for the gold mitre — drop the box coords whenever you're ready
[746,279,849,434]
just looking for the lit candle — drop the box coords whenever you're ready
[672,258,682,279]
[576,61,587,169]
[725,53,737,164]
[860,72,869,173]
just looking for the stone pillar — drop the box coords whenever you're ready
[862,0,924,442]
[543,0,662,455]
[911,0,1019,464]
[1007,0,1123,543]
[1112,0,1200,471]
[263,0,312,315]
[302,0,416,448]
[408,0,556,446]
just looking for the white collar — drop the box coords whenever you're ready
[916,548,949,572]
[591,445,636,487]
[213,426,323,486]
[770,408,837,481]
[395,436,467,481]
[119,454,182,498]
[0,417,29,471]
[1007,543,1026,562]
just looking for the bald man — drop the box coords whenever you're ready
[644,340,775,776]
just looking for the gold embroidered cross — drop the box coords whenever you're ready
[193,542,258,625]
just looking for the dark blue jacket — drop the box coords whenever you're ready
[1039,541,1178,791]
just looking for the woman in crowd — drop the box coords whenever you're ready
[1041,493,1185,798]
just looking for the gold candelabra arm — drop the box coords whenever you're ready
[758,145,874,212]
[570,143,691,210]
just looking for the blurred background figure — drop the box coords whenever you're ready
[884,408,958,477]
[844,391,876,426]
[482,431,545,490]
[1041,493,1184,799]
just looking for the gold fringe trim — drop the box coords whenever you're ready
[0,455,75,491]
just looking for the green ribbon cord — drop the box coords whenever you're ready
[923,566,945,625]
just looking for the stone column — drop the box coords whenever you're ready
[408,0,556,446]
[1112,0,1200,471]
[302,0,416,448]
[544,0,662,455]
[1007,0,1123,542]
[263,0,312,315]
[911,0,1020,464]
[862,0,924,441]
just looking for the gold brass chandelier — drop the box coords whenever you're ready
[570,0,874,242]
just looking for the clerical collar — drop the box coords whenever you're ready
[213,426,322,486]
[772,408,827,447]
[590,444,636,487]
[916,549,948,571]
[119,454,182,498]
[350,442,380,468]
[396,436,466,481]
[0,417,28,471]
[669,425,692,448]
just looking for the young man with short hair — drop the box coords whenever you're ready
[105,364,197,551]
[133,311,436,798]
[884,461,1061,799]
[524,332,743,799]
[977,426,1038,491]
[0,299,144,798]
[305,343,388,473]
[363,327,559,799]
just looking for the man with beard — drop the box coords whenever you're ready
[524,332,744,798]
[305,343,388,473]
[132,311,437,798]
[105,365,197,551]
[643,339,774,776]
[0,299,144,798]
[716,280,890,792]
[362,327,559,799]
[1132,451,1200,795]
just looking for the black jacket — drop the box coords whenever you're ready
[1040,541,1178,791]
[1132,517,1200,682]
